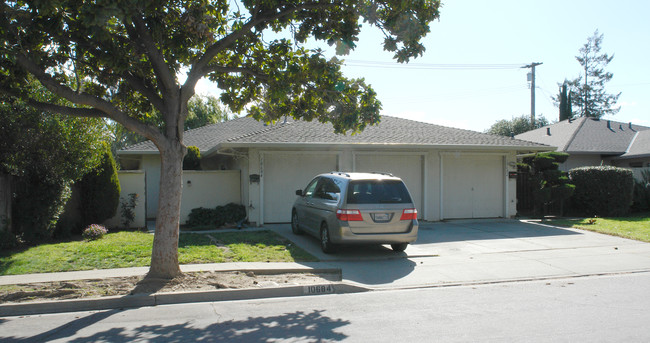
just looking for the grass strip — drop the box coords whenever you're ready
[0,230,317,276]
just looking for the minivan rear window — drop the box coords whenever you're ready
[346,180,412,204]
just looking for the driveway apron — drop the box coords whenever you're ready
[270,219,650,289]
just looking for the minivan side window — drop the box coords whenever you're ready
[347,180,412,204]
[303,178,319,197]
[315,177,340,201]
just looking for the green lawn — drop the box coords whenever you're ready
[545,213,650,243]
[0,230,317,276]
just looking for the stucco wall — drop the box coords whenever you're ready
[180,170,241,224]
[104,170,147,229]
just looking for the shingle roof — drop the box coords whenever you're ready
[122,115,551,153]
[516,117,650,156]
[620,130,650,159]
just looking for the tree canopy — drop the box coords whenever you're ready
[0,0,442,278]
[486,114,549,137]
[565,30,620,118]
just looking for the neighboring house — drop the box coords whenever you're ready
[516,117,650,176]
[119,115,551,225]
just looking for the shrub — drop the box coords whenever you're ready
[632,169,650,212]
[520,152,574,216]
[120,193,139,229]
[82,224,108,241]
[78,142,121,230]
[568,166,635,216]
[12,177,73,242]
[183,146,202,170]
[186,203,247,228]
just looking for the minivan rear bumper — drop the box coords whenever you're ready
[330,220,419,244]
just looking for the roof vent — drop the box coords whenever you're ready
[546,127,551,136]
[619,124,623,131]
[629,122,633,129]
[607,120,611,129]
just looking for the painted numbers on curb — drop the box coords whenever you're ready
[304,285,335,295]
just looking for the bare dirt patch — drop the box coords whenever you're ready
[0,271,340,304]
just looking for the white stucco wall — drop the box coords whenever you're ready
[180,170,241,224]
[104,170,146,229]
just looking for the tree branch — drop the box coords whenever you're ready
[14,52,163,143]
[181,2,335,104]
[122,72,166,112]
[130,16,178,94]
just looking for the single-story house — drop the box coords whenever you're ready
[515,117,650,176]
[119,115,551,225]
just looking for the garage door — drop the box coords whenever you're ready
[355,154,423,218]
[263,152,338,223]
[442,154,504,219]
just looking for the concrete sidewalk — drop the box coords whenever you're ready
[3,219,650,316]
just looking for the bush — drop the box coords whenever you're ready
[12,176,73,243]
[82,224,108,241]
[78,142,121,230]
[568,166,635,216]
[186,203,246,228]
[519,152,574,216]
[183,146,202,170]
[632,169,650,212]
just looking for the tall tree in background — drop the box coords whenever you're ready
[185,95,230,130]
[566,30,620,118]
[486,114,549,137]
[558,82,573,121]
[0,1,441,278]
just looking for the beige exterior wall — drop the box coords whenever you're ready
[180,170,241,224]
[104,170,146,229]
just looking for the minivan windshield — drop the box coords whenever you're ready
[346,180,412,204]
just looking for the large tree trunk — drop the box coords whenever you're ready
[147,140,185,279]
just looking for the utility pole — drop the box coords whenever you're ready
[522,62,543,125]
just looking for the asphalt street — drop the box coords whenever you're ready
[2,272,649,342]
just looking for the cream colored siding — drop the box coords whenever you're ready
[180,170,241,224]
[354,153,424,218]
[262,152,338,223]
[442,154,505,219]
[104,170,146,229]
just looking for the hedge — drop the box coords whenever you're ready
[568,166,635,217]
[186,203,246,228]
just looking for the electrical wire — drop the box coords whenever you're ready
[342,60,526,70]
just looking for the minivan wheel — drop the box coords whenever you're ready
[320,223,335,253]
[291,210,302,235]
[391,243,408,252]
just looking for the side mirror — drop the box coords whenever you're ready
[295,189,303,196]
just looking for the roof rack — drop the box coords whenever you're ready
[370,171,394,177]
[329,171,351,177]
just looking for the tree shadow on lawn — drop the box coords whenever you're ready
[2,309,350,343]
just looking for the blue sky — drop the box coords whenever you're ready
[198,0,650,132]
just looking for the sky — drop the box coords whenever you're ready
[197,0,650,133]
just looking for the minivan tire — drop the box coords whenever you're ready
[291,210,302,235]
[320,223,335,253]
[391,243,408,252]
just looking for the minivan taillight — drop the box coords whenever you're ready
[336,209,363,221]
[400,208,417,220]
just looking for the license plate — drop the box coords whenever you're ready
[373,213,390,221]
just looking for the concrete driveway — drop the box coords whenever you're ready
[269,219,650,289]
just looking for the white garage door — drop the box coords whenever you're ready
[263,152,338,223]
[355,154,423,218]
[442,154,504,219]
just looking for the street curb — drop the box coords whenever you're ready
[0,282,369,317]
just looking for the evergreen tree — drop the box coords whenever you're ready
[566,30,620,118]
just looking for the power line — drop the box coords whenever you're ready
[342,60,527,70]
